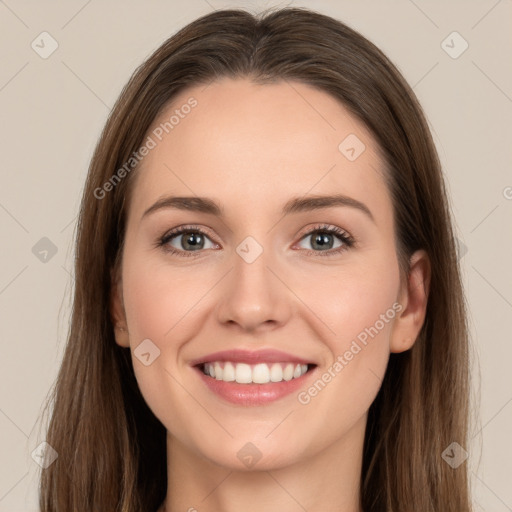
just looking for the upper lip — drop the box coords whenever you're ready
[189,349,316,366]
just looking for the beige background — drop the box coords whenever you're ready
[0,0,511,510]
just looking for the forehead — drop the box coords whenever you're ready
[128,77,390,223]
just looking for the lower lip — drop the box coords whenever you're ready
[194,366,315,406]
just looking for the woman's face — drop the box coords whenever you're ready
[112,77,427,470]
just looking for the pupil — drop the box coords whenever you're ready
[312,232,333,250]
[183,232,203,250]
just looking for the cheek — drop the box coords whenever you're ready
[121,253,208,344]
[120,252,210,438]
[120,251,204,401]
[301,256,400,350]
[293,255,400,414]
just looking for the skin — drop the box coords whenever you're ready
[111,78,430,512]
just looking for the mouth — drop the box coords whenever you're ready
[190,349,318,405]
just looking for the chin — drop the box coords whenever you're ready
[191,434,311,472]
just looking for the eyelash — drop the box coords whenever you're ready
[155,223,355,258]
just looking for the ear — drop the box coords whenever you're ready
[110,267,130,348]
[390,249,431,353]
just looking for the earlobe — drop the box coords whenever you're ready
[390,250,431,354]
[110,270,130,348]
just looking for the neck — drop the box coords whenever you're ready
[160,416,365,512]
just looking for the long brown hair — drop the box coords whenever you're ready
[38,6,473,511]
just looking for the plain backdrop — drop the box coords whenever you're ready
[0,1,511,510]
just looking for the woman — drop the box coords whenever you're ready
[38,6,472,511]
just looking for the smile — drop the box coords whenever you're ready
[190,349,317,406]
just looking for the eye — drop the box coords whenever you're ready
[156,225,218,257]
[295,224,354,257]
[156,223,355,258]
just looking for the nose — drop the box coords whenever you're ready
[215,243,292,333]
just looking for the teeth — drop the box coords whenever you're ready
[202,362,309,384]
[270,363,283,382]
[283,363,294,381]
[252,363,270,384]
[223,362,235,382]
[235,363,252,383]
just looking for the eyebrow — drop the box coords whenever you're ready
[141,194,375,222]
